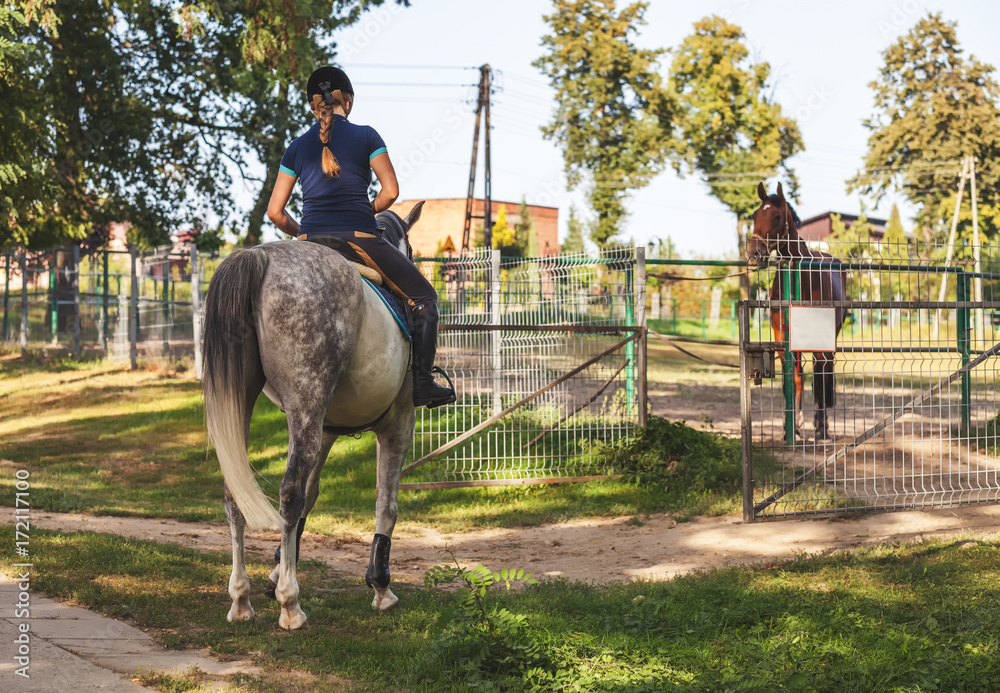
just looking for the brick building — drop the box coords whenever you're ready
[798,212,888,242]
[390,198,559,257]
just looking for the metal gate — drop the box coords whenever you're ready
[741,240,1000,521]
[401,248,646,488]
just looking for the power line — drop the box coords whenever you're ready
[353,82,479,88]
[345,63,479,70]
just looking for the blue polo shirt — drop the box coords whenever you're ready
[279,116,387,234]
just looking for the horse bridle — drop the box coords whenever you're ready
[752,198,795,255]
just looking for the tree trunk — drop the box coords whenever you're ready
[246,82,291,247]
[246,159,279,247]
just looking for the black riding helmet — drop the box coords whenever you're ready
[306,66,354,107]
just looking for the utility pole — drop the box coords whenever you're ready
[462,64,494,251]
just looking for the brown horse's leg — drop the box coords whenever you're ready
[813,353,835,440]
[771,315,804,442]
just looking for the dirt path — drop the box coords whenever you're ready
[34,505,1000,585]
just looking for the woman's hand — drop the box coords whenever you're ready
[267,170,301,236]
[370,152,399,214]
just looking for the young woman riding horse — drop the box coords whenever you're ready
[203,66,454,630]
[267,65,455,409]
[747,182,847,441]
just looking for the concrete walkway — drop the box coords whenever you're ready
[0,574,258,692]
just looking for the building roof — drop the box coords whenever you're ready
[800,211,888,228]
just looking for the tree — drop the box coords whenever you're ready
[847,13,1000,245]
[883,203,909,259]
[562,205,586,254]
[514,199,536,257]
[491,206,522,257]
[2,0,409,249]
[669,15,803,293]
[534,0,675,249]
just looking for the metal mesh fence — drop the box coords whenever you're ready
[0,246,211,363]
[403,248,644,487]
[742,239,1000,521]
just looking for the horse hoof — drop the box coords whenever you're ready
[371,587,399,612]
[265,579,277,600]
[227,602,256,622]
[278,607,308,631]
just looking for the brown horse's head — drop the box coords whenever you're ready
[747,182,800,266]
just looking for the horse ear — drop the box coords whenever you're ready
[403,201,425,230]
[757,182,767,202]
[776,182,785,203]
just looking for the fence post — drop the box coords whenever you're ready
[191,245,203,380]
[958,271,971,433]
[490,248,502,415]
[2,253,9,341]
[635,246,647,428]
[782,262,796,443]
[130,247,138,369]
[49,251,58,344]
[73,245,81,360]
[19,252,28,356]
[102,250,110,354]
[162,257,170,357]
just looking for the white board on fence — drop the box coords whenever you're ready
[788,306,837,352]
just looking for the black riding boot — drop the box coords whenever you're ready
[411,303,456,408]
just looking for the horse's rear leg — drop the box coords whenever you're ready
[225,357,264,622]
[225,484,255,622]
[368,402,416,611]
[267,432,336,599]
[274,415,325,631]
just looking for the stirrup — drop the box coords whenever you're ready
[415,367,456,409]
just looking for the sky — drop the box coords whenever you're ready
[248,0,1000,257]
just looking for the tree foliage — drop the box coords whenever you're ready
[669,15,803,264]
[847,13,1000,244]
[534,0,674,249]
[561,205,586,254]
[514,199,536,256]
[2,0,408,250]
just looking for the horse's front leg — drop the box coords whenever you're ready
[368,402,416,611]
[813,354,835,440]
[274,419,323,631]
[225,484,255,622]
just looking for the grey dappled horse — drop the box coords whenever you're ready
[202,203,424,630]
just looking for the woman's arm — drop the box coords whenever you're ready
[266,170,300,236]
[370,152,399,214]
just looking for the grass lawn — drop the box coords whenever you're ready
[5,525,1000,692]
[1,354,738,535]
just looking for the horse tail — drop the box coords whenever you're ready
[202,248,282,530]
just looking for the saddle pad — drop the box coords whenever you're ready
[362,276,411,341]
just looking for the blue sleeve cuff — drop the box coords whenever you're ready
[369,147,387,161]
[279,164,297,177]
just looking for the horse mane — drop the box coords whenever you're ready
[375,210,413,259]
[768,194,801,228]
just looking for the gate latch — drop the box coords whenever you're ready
[748,349,775,385]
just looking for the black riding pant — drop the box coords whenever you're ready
[301,231,436,309]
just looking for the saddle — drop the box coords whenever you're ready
[300,234,411,339]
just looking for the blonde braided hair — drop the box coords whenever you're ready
[310,91,352,177]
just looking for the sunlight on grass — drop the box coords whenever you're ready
[10,355,746,533]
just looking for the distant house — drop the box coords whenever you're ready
[390,198,559,257]
[798,212,889,243]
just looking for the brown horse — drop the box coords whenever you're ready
[747,182,847,441]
